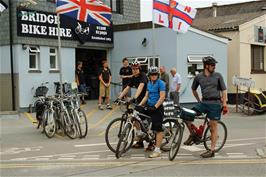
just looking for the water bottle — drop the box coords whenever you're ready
[198,125,204,138]
[143,119,149,130]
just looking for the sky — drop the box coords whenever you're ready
[141,0,259,21]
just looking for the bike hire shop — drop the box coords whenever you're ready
[6,9,113,111]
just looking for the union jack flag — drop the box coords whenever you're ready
[56,0,112,26]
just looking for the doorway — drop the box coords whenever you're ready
[76,48,107,100]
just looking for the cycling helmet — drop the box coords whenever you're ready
[148,66,159,76]
[202,56,218,65]
[131,61,141,69]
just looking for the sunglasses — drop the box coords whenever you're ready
[150,73,158,76]
[210,64,216,67]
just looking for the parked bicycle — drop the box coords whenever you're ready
[168,106,227,161]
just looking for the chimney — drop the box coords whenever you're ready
[212,2,218,17]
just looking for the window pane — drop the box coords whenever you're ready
[103,0,111,7]
[252,45,264,70]
[50,48,56,54]
[112,0,117,11]
[50,56,56,69]
[29,55,36,69]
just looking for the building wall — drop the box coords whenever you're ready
[111,27,228,103]
[239,14,266,91]
[219,31,240,93]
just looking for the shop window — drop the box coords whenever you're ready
[127,56,160,74]
[187,55,212,76]
[49,47,58,70]
[103,0,122,14]
[251,45,265,73]
[29,46,40,70]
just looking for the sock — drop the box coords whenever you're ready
[154,147,161,153]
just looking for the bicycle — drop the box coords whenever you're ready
[168,106,227,161]
[115,104,178,159]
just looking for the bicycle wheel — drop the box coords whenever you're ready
[105,116,134,153]
[168,123,184,161]
[77,109,88,138]
[242,102,255,115]
[61,112,78,139]
[161,119,178,151]
[115,123,133,159]
[203,121,227,152]
[43,109,57,138]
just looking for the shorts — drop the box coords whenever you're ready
[193,102,222,120]
[122,84,131,97]
[78,84,86,93]
[99,82,110,97]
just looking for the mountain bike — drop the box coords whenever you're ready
[169,106,227,161]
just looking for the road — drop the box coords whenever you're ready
[1,101,265,176]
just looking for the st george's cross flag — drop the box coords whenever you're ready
[0,0,8,13]
[56,0,112,26]
[153,0,197,33]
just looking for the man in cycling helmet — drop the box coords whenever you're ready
[139,66,166,158]
[117,61,149,149]
[184,56,228,158]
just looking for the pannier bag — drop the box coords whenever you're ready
[180,107,197,121]
[35,86,48,97]
[163,100,176,117]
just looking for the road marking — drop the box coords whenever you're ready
[181,146,204,152]
[74,142,115,147]
[89,106,119,129]
[24,112,37,124]
[86,108,98,119]
[227,137,266,142]
[223,143,255,148]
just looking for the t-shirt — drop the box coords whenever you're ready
[191,72,227,103]
[76,68,85,84]
[99,67,111,83]
[147,79,166,107]
[119,66,132,86]
[129,72,148,103]
[160,72,169,91]
[170,73,182,92]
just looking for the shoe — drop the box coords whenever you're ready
[106,104,112,110]
[183,135,195,146]
[81,100,86,105]
[145,143,155,151]
[149,151,161,158]
[200,150,215,158]
[98,104,104,110]
[132,141,144,148]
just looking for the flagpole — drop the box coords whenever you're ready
[57,14,63,96]
[152,2,156,61]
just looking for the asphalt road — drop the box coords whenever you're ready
[1,101,265,177]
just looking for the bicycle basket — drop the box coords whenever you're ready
[180,107,196,121]
[163,100,176,117]
[35,86,48,97]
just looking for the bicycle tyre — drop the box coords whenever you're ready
[43,109,57,138]
[61,112,78,139]
[77,109,88,138]
[115,123,133,159]
[168,123,184,161]
[105,116,134,153]
[203,121,227,152]
[161,119,178,151]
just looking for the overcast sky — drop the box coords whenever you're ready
[141,0,259,21]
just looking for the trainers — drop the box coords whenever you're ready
[200,150,215,158]
[183,135,195,146]
[149,151,161,158]
[106,104,112,110]
[98,104,104,110]
[132,141,144,148]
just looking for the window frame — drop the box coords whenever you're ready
[127,56,160,74]
[251,45,266,73]
[104,0,122,14]
[49,47,58,70]
[28,46,40,70]
[187,55,212,76]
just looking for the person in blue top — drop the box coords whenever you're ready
[139,66,166,158]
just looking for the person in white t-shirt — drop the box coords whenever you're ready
[170,68,181,105]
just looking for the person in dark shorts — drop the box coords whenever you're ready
[139,66,166,158]
[119,58,133,98]
[98,60,112,110]
[76,61,86,104]
[184,56,228,158]
[160,66,169,98]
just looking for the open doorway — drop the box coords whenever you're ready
[76,48,107,100]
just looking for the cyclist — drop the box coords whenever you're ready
[184,56,228,158]
[117,61,150,149]
[139,66,166,158]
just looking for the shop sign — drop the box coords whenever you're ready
[254,26,266,44]
[17,9,113,44]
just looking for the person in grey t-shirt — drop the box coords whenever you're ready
[184,56,228,158]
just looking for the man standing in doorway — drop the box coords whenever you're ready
[160,66,169,98]
[76,61,86,104]
[170,68,182,105]
[98,60,112,110]
[119,58,133,99]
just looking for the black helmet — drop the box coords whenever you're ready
[202,56,218,65]
[148,66,159,75]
